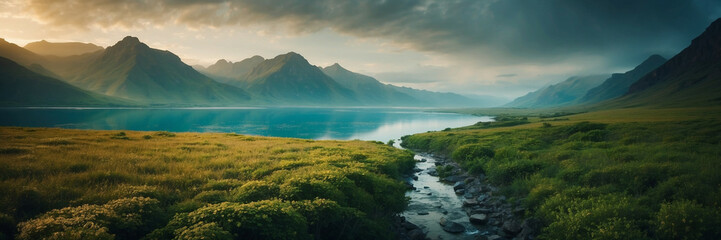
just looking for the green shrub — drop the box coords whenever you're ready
[280,178,346,204]
[591,217,649,240]
[569,129,609,142]
[539,193,649,240]
[654,200,721,240]
[110,132,130,140]
[452,144,494,163]
[232,181,280,203]
[291,199,369,240]
[561,122,607,136]
[17,197,163,240]
[487,159,544,185]
[436,165,455,178]
[173,222,233,240]
[172,200,310,240]
[193,190,228,204]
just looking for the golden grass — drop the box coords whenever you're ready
[0,127,412,222]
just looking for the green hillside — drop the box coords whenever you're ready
[0,57,130,106]
[605,18,721,108]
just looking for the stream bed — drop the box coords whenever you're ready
[394,141,538,240]
[402,153,480,239]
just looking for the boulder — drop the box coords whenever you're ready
[442,221,465,233]
[502,220,522,235]
[463,199,478,206]
[469,214,489,225]
[453,181,466,190]
[407,229,426,240]
[417,211,429,215]
[439,216,448,226]
[402,221,420,230]
[455,189,465,195]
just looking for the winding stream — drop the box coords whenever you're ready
[392,139,486,240]
[403,152,479,239]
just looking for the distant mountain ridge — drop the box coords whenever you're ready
[579,55,667,104]
[0,38,46,67]
[505,74,609,108]
[242,52,357,104]
[24,40,103,57]
[205,56,265,81]
[608,17,721,107]
[1,36,496,107]
[321,63,418,105]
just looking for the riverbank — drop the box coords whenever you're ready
[400,109,721,239]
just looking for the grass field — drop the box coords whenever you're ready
[402,107,721,239]
[0,128,415,239]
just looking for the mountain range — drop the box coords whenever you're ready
[3,17,721,108]
[505,17,721,109]
[63,36,251,104]
[504,75,609,108]
[608,18,721,108]
[578,55,667,104]
[0,36,488,107]
[200,52,482,107]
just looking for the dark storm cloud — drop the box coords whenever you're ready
[26,0,721,66]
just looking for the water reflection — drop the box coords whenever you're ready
[0,107,488,141]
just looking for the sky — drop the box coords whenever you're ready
[1,0,720,99]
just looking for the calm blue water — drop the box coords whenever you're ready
[0,107,490,141]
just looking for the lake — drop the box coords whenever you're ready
[0,107,490,141]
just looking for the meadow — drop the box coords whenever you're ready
[0,128,415,239]
[402,107,721,239]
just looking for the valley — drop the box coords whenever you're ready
[0,3,720,240]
